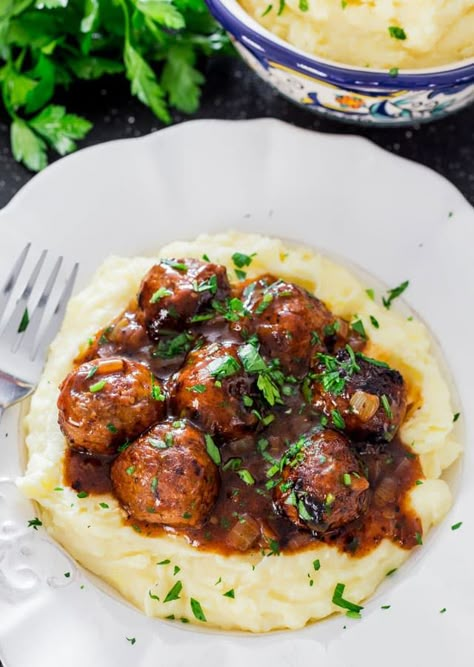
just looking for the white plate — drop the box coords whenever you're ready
[0,119,473,667]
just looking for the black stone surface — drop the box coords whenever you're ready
[0,56,473,209]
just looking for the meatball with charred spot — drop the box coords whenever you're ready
[231,276,355,378]
[170,341,259,441]
[58,357,165,455]
[274,429,370,533]
[138,258,230,340]
[111,419,220,526]
[312,349,407,442]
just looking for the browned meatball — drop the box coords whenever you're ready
[274,429,369,533]
[231,276,352,377]
[58,358,165,454]
[138,258,230,340]
[170,341,259,441]
[312,349,407,442]
[110,419,219,526]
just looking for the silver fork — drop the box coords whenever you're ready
[0,244,78,422]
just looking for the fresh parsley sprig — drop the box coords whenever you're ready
[0,0,231,171]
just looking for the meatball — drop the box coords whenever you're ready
[274,429,369,533]
[170,341,259,441]
[138,258,230,340]
[58,357,165,454]
[312,349,407,442]
[111,419,219,526]
[231,276,352,377]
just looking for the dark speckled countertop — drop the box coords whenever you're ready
[1,57,474,209]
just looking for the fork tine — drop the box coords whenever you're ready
[33,262,79,361]
[0,243,31,320]
[1,249,48,351]
[18,255,63,354]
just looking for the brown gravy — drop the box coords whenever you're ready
[64,296,423,557]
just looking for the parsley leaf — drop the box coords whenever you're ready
[10,118,47,172]
[161,44,204,114]
[29,104,92,156]
[124,41,170,124]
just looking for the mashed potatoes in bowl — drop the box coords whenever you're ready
[18,232,461,633]
[240,0,474,70]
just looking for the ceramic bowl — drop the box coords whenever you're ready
[206,0,474,126]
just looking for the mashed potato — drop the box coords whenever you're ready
[18,232,461,632]
[239,0,474,69]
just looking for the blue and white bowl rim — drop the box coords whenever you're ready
[207,0,474,88]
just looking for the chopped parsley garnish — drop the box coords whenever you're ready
[28,517,42,530]
[311,330,321,345]
[356,352,389,368]
[190,312,214,323]
[161,260,188,272]
[148,590,160,600]
[415,531,423,545]
[299,0,308,10]
[343,473,352,486]
[451,522,462,531]
[237,469,255,485]
[118,440,131,452]
[388,26,407,40]
[106,423,118,433]
[126,637,136,645]
[325,493,335,508]
[151,381,165,402]
[18,308,29,333]
[173,565,181,576]
[415,480,423,486]
[351,319,367,339]
[242,394,253,407]
[126,466,135,476]
[382,280,409,309]
[89,379,106,393]
[235,269,247,281]
[257,374,281,407]
[86,365,98,379]
[256,292,273,314]
[453,412,460,422]
[267,538,280,556]
[331,409,346,430]
[238,343,267,373]
[386,568,397,576]
[366,288,375,300]
[151,477,158,493]
[381,394,393,419]
[277,0,285,14]
[323,320,340,337]
[314,347,360,395]
[332,583,364,614]
[99,502,109,509]
[209,355,241,380]
[153,332,193,359]
[223,589,235,598]
[298,500,313,522]
[370,315,379,329]
[149,287,172,304]
[313,559,321,571]
[193,275,218,295]
[202,254,210,262]
[222,457,242,471]
[77,491,89,499]
[148,437,170,450]
[389,67,399,78]
[187,384,207,394]
[205,434,221,465]
[190,598,206,622]
[381,605,391,610]
[232,252,255,268]
[261,3,273,15]
[157,559,171,565]
[440,608,447,614]
[164,580,182,602]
